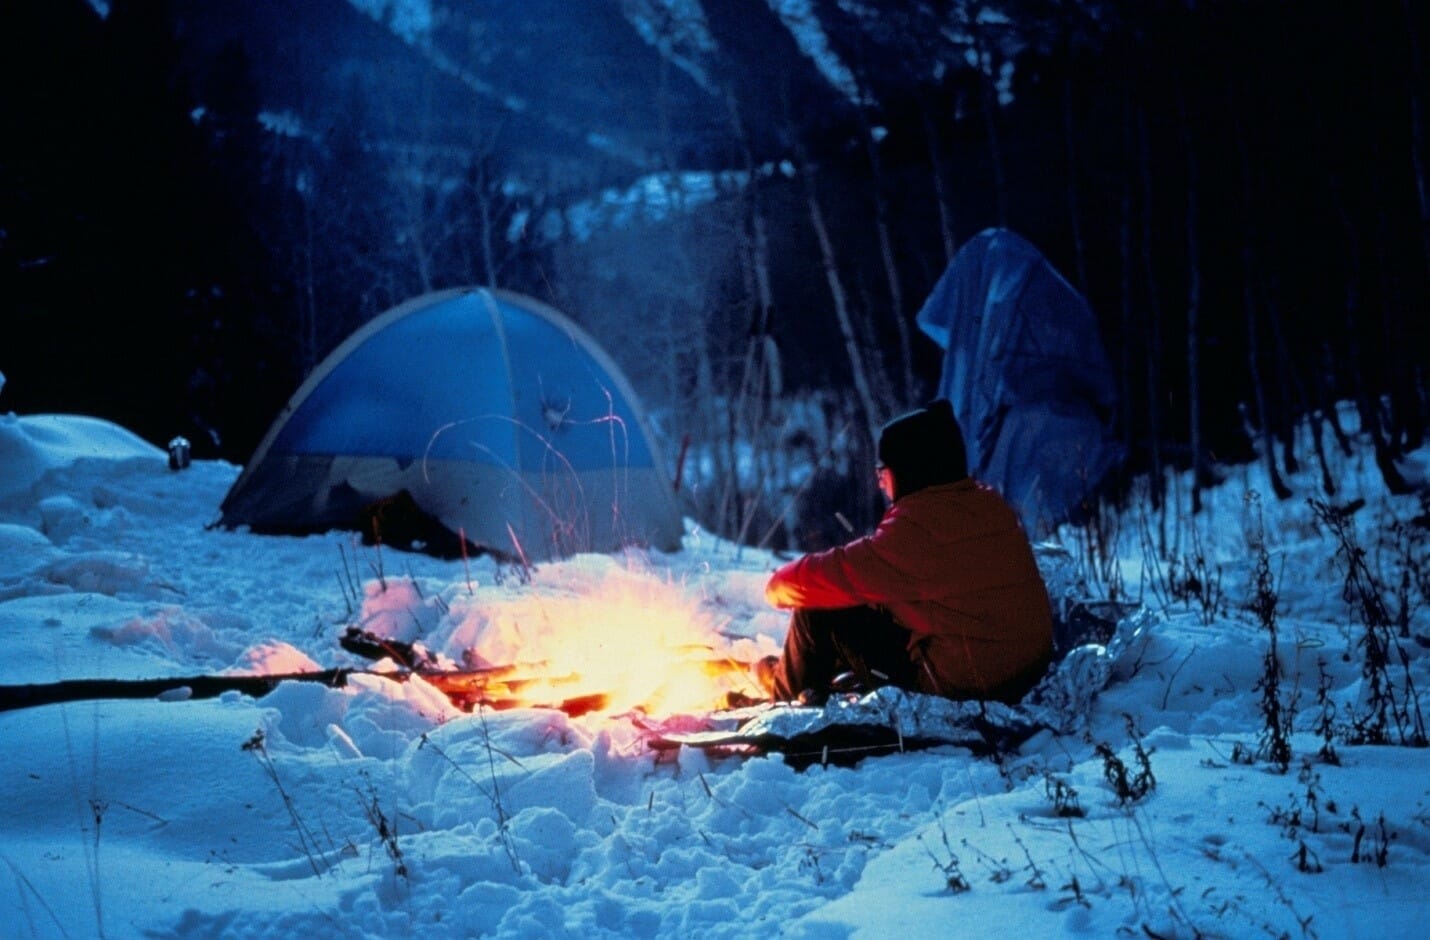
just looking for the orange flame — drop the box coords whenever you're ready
[463,565,765,716]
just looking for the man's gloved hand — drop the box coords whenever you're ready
[765,577,800,608]
[765,563,811,608]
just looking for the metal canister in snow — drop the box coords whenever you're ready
[167,436,192,471]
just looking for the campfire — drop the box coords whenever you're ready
[365,564,771,719]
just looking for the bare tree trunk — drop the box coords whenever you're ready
[474,157,498,287]
[406,188,435,295]
[650,59,724,465]
[1369,167,1425,452]
[852,98,916,407]
[799,156,885,450]
[1266,289,1301,478]
[1062,49,1089,293]
[1307,407,1338,495]
[1117,90,1136,485]
[920,101,958,265]
[1229,81,1291,499]
[1322,131,1413,494]
[748,202,775,320]
[279,28,322,377]
[1263,282,1320,481]
[1242,269,1292,499]
[1403,0,1430,278]
[1347,303,1411,494]
[719,89,784,543]
[725,88,775,344]
[1294,344,1340,497]
[299,186,319,375]
[1341,226,1411,494]
[383,76,440,296]
[968,10,1008,226]
[1176,84,1208,514]
[1269,299,1338,495]
[1135,104,1167,522]
[1318,342,1355,457]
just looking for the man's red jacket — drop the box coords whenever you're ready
[766,478,1053,702]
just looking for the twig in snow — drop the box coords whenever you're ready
[242,729,333,878]
[1007,824,1048,890]
[3,856,72,938]
[356,772,408,881]
[1159,645,1198,711]
[918,809,971,893]
[785,805,819,831]
[417,718,523,872]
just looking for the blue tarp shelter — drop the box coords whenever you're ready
[220,288,683,561]
[916,229,1121,537]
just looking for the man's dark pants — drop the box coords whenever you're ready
[771,606,923,702]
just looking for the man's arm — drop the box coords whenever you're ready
[765,511,930,609]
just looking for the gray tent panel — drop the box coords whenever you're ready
[220,288,683,561]
[916,229,1121,537]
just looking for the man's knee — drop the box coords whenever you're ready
[806,605,884,639]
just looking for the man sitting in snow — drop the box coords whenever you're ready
[757,399,1054,705]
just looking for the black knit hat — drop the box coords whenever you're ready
[877,399,968,497]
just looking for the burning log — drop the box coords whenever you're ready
[336,624,762,716]
[0,666,612,717]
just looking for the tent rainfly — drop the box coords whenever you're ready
[219,288,684,562]
[916,228,1122,538]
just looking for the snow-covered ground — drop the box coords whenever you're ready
[0,404,1427,939]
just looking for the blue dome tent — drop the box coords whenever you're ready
[220,288,684,561]
[916,229,1122,538]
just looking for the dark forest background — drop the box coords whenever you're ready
[3,0,1426,548]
